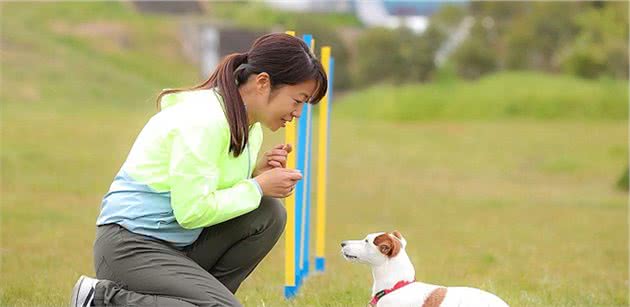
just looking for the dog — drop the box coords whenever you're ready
[341,231,509,307]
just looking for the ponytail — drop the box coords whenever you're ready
[156,52,250,157]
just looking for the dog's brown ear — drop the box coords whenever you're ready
[379,241,392,255]
[388,234,401,257]
[374,234,401,258]
[391,231,402,240]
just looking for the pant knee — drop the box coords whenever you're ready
[259,197,286,235]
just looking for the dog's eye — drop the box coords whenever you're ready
[364,239,368,243]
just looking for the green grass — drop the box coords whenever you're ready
[3,109,628,306]
[2,2,628,307]
[334,72,628,121]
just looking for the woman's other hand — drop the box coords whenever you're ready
[254,167,302,198]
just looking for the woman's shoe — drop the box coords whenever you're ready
[69,275,99,307]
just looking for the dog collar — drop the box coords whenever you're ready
[369,279,415,306]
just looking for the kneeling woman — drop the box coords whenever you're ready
[70,33,327,307]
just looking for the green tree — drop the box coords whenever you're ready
[354,27,405,85]
[504,2,581,72]
[452,23,498,79]
[399,26,444,82]
[560,2,629,79]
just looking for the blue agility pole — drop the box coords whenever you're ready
[300,33,315,282]
[294,33,313,290]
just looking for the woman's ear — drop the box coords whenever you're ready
[255,72,271,95]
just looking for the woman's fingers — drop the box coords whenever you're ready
[269,144,292,155]
[268,160,283,168]
[282,144,293,154]
[266,151,287,168]
[267,154,287,162]
[267,157,286,167]
[268,149,288,156]
[286,171,303,181]
[262,145,292,171]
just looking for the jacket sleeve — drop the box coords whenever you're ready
[168,121,262,229]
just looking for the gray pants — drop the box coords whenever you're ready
[93,197,286,307]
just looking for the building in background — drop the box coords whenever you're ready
[265,0,466,34]
[264,0,353,13]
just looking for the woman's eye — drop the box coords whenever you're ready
[294,99,302,104]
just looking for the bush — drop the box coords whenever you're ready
[618,166,629,191]
[399,27,442,82]
[560,43,608,79]
[354,27,406,85]
[353,26,445,86]
[560,2,629,79]
[469,1,628,80]
[503,2,581,72]
[451,23,498,79]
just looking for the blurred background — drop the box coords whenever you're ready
[1,1,628,306]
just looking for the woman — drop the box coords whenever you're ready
[70,33,328,307]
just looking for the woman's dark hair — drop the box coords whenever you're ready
[156,33,328,157]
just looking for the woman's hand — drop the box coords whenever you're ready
[254,168,302,198]
[253,144,292,176]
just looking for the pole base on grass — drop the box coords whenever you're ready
[315,257,325,272]
[284,286,298,299]
[301,261,309,279]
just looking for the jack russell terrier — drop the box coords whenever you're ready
[341,231,509,307]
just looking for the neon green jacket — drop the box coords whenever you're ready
[97,89,263,246]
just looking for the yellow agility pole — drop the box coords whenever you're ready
[315,46,331,272]
[284,30,298,299]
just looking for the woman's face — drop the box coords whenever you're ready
[261,79,317,132]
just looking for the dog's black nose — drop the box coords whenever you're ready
[340,242,346,247]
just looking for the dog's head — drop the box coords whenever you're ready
[340,231,407,265]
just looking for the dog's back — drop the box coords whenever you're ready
[440,287,509,307]
[375,283,509,307]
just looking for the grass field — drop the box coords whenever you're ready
[3,104,627,306]
[2,2,628,307]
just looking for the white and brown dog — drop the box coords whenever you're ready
[341,231,509,307]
